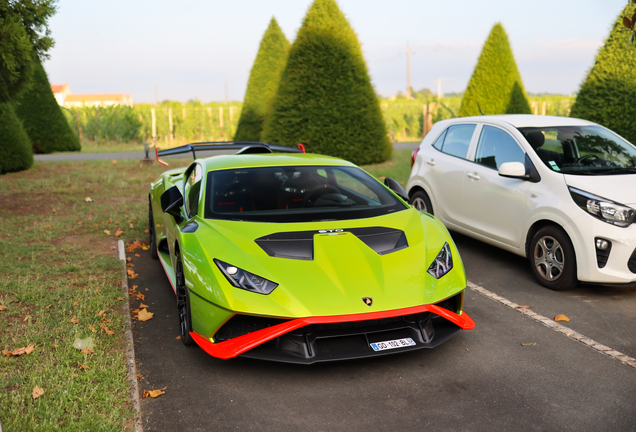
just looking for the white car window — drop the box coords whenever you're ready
[436,124,475,159]
[475,126,525,170]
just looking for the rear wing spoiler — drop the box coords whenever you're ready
[156,141,306,166]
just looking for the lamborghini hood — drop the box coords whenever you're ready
[181,208,466,318]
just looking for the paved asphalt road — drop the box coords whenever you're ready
[128,232,636,432]
[33,142,420,162]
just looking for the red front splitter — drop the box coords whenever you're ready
[190,304,474,359]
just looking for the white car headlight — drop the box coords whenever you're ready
[569,187,636,228]
[214,259,278,295]
[427,243,453,279]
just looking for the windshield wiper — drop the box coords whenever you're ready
[598,167,636,174]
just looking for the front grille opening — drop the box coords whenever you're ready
[215,315,290,342]
[629,248,636,274]
[435,292,462,314]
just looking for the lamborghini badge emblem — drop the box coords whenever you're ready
[362,297,373,307]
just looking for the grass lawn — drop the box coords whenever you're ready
[0,150,411,431]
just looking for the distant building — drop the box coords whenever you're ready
[50,84,133,107]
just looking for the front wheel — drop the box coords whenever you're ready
[529,226,578,291]
[411,190,433,215]
[175,252,195,346]
[148,198,158,260]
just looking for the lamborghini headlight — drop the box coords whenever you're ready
[214,259,278,295]
[427,243,453,279]
[569,187,635,228]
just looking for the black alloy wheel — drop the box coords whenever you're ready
[411,190,433,215]
[175,251,195,346]
[148,198,158,260]
[529,225,578,291]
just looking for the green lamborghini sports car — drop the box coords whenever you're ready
[149,142,474,363]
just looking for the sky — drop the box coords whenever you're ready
[43,0,629,103]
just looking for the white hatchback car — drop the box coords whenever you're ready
[406,115,636,290]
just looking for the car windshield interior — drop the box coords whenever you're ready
[519,125,636,175]
[203,165,407,222]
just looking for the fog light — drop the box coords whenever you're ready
[595,238,610,250]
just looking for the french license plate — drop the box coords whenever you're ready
[370,337,416,351]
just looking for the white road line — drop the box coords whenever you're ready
[467,281,636,370]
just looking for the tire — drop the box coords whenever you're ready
[148,198,158,259]
[529,225,578,291]
[175,251,195,346]
[411,190,433,215]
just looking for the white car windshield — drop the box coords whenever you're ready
[204,165,407,222]
[519,125,636,175]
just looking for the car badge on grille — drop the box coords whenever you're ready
[362,297,373,307]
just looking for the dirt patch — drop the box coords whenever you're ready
[0,193,54,217]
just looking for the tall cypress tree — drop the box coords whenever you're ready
[459,23,531,117]
[570,4,636,143]
[13,61,80,154]
[261,0,391,165]
[234,18,289,142]
[0,102,33,174]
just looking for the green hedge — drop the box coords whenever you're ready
[0,102,33,173]
[13,62,80,153]
[460,23,531,117]
[234,18,289,142]
[570,3,636,143]
[261,0,391,165]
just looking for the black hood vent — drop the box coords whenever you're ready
[255,227,408,260]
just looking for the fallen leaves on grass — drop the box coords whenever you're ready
[100,324,115,336]
[129,223,134,229]
[80,348,94,355]
[115,230,124,237]
[68,316,79,324]
[108,218,113,223]
[78,364,90,370]
[45,225,51,229]
[553,314,570,322]
[103,230,111,236]
[116,297,125,301]
[112,160,117,164]
[97,310,106,317]
[0,305,6,311]
[142,388,165,398]
[144,229,149,234]
[23,316,30,322]
[5,344,35,357]
[100,318,112,323]
[45,304,51,309]
[89,326,96,333]
[137,308,154,322]
[32,386,44,399]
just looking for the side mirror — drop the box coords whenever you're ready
[498,162,527,180]
[384,178,409,203]
[161,185,184,223]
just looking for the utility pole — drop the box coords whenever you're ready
[224,76,228,104]
[406,43,411,99]
[433,78,455,99]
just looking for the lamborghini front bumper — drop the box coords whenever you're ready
[190,301,474,364]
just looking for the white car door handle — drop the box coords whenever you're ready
[467,172,480,180]
[426,159,435,166]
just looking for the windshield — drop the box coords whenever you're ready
[203,165,407,222]
[518,125,636,175]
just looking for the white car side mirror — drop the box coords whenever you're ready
[498,161,527,179]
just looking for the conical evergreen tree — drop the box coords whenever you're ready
[13,61,80,154]
[234,18,289,142]
[0,101,34,174]
[261,0,391,165]
[459,23,531,117]
[570,4,636,143]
